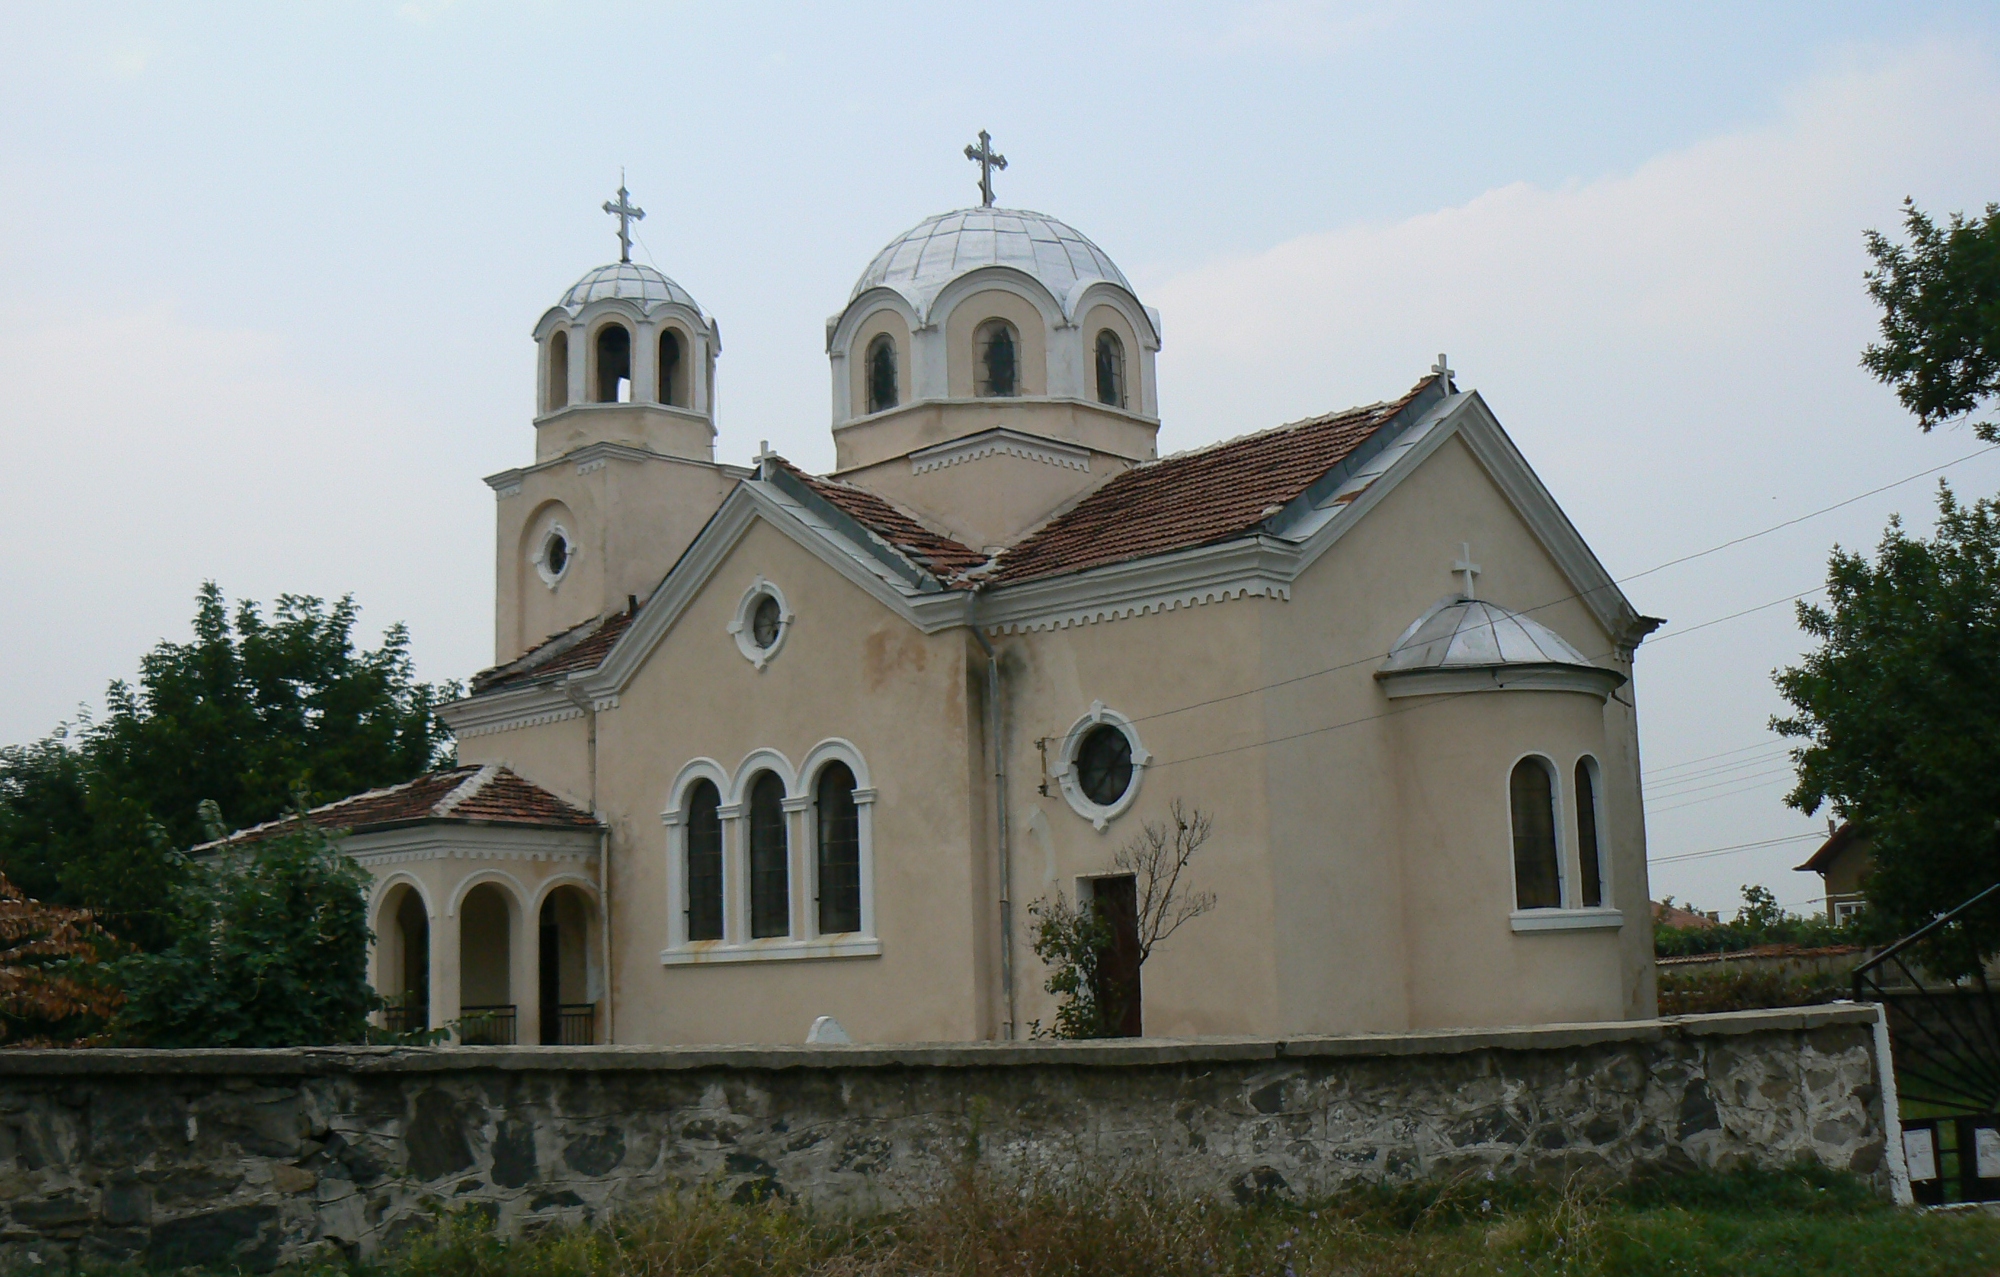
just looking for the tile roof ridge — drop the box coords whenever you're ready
[471,613,609,687]
[430,763,502,819]
[1142,398,1399,470]
[192,765,481,851]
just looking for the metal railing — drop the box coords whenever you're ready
[381,998,427,1036]
[1852,881,2000,1117]
[558,1002,597,1046]
[457,1004,518,1046]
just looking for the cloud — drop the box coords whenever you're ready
[1148,40,2000,908]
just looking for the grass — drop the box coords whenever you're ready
[57,1164,2000,1277]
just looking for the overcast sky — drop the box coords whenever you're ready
[4,3,1999,917]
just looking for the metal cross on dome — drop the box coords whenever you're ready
[602,173,645,263]
[1453,542,1482,601]
[964,130,1007,208]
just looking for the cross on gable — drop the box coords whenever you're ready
[1452,542,1481,600]
[602,174,645,264]
[964,130,1007,209]
[1432,353,1453,387]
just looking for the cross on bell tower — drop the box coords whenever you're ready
[602,173,645,263]
[964,130,1007,208]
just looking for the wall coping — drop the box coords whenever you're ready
[0,1006,1879,1077]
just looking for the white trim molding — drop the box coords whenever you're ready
[1378,663,1625,702]
[909,428,1091,475]
[1055,701,1151,830]
[1510,907,1624,933]
[660,935,882,966]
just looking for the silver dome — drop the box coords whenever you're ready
[852,207,1134,315]
[557,261,703,315]
[1379,597,1597,674]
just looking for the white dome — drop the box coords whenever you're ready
[852,207,1134,315]
[1380,597,1596,674]
[556,262,703,316]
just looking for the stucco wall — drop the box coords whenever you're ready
[0,1008,1893,1271]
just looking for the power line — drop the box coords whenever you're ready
[1645,759,1796,796]
[1644,751,1793,792]
[1122,442,1996,735]
[1647,739,1790,775]
[1646,774,1796,815]
[1647,831,1823,866]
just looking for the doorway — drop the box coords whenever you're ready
[1091,875,1143,1037]
[538,887,596,1044]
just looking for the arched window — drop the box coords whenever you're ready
[685,779,723,941]
[815,763,861,934]
[866,334,898,414]
[975,319,1018,398]
[546,330,570,414]
[748,771,789,939]
[595,323,631,403]
[1094,329,1126,408]
[1509,758,1562,910]
[1575,758,1605,908]
[658,330,683,406]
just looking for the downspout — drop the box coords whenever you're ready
[969,611,1016,1040]
[564,681,612,1043]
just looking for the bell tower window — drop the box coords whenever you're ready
[658,330,682,407]
[1094,329,1126,408]
[595,323,632,403]
[866,334,898,414]
[545,330,570,414]
[975,319,1018,398]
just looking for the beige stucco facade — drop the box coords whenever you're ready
[374,199,1659,1047]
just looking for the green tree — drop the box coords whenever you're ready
[1863,199,2000,441]
[113,800,377,1047]
[1772,486,2000,974]
[0,583,454,949]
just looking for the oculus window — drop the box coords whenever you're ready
[815,762,862,935]
[684,778,724,942]
[747,771,790,939]
[1510,757,1563,910]
[729,578,792,668]
[866,334,898,414]
[975,319,1019,397]
[1056,702,1151,829]
[534,524,574,588]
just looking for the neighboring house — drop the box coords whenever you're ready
[1798,822,1871,924]
[230,167,1668,1046]
[1651,900,1720,931]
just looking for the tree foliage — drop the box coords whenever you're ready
[113,800,377,1047]
[0,583,454,949]
[1652,885,1868,958]
[1863,199,2000,441]
[1029,801,1217,1039]
[0,873,122,1045]
[1772,486,2000,975]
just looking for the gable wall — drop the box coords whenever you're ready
[1269,433,1651,1030]
[588,518,988,1045]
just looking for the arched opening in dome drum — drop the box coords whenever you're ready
[1095,329,1126,408]
[658,329,683,407]
[975,319,1018,397]
[594,323,632,403]
[866,334,898,413]
[544,330,569,414]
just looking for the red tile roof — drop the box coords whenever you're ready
[471,610,635,694]
[780,462,989,583]
[197,764,597,849]
[989,380,1429,585]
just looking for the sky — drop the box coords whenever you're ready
[3,2,1998,918]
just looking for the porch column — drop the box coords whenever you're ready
[512,891,541,1047]
[431,901,460,1039]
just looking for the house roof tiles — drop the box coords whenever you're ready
[196,764,597,850]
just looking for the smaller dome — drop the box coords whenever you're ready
[853,207,1133,316]
[1381,597,1595,674]
[1377,596,1625,701]
[557,262,702,316]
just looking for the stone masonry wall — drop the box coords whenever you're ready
[0,1006,1890,1271]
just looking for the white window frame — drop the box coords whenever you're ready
[727,576,794,669]
[1056,701,1150,831]
[659,743,881,966]
[1507,750,1623,933]
[532,522,575,589]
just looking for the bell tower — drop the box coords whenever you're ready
[487,183,742,663]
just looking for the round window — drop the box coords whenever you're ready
[1075,724,1134,807]
[543,531,570,578]
[751,594,783,649]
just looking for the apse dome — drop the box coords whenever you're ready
[852,207,1134,319]
[1376,597,1626,701]
[556,261,704,316]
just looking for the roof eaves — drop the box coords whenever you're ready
[763,461,944,593]
[1262,377,1448,540]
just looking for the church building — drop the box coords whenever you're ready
[273,147,1663,1045]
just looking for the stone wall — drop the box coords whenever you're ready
[0,1006,1891,1271]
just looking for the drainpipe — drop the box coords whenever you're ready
[564,681,612,1043]
[969,615,1016,1041]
